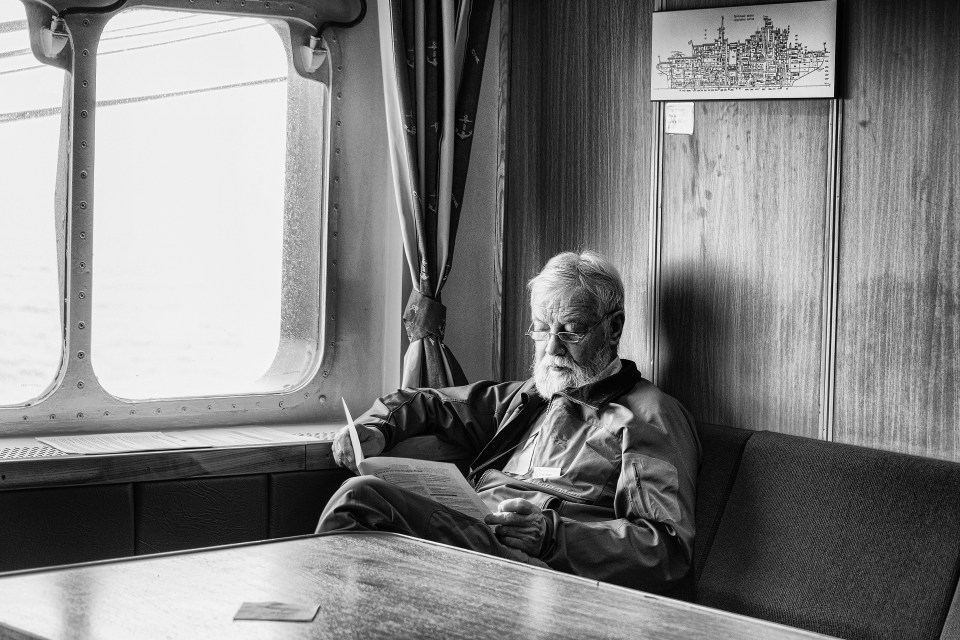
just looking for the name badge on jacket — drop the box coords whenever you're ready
[533,466,561,479]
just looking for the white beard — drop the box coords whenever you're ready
[532,345,613,400]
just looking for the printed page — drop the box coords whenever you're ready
[37,432,204,455]
[358,457,491,521]
[164,427,309,448]
[38,427,309,455]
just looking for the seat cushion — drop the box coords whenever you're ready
[697,431,960,640]
[693,422,754,582]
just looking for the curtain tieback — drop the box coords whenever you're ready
[403,290,447,342]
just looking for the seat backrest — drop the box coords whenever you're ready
[696,430,960,640]
[693,422,754,582]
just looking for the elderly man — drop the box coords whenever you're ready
[316,251,700,595]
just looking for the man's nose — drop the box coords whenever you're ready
[545,333,567,356]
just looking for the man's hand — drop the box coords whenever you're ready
[484,498,548,557]
[331,423,386,473]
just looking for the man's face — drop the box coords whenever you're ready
[530,289,616,399]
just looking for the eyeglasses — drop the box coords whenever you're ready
[525,310,619,344]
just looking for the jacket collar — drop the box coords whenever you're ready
[546,359,643,411]
[467,360,643,481]
[504,358,644,417]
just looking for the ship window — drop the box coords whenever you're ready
[0,3,66,405]
[91,9,325,399]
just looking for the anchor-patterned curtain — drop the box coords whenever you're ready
[377,0,494,388]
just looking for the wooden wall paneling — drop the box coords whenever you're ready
[833,0,960,460]
[492,0,511,380]
[504,0,654,381]
[503,1,550,380]
[658,100,831,437]
[818,100,843,442]
[648,100,666,384]
[0,444,304,490]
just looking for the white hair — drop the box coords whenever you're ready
[527,250,625,318]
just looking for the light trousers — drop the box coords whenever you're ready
[316,476,547,567]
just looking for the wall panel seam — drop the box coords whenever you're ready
[819,99,844,442]
[492,0,510,381]
[649,0,665,386]
[648,103,665,387]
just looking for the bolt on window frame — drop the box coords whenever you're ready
[0,0,357,435]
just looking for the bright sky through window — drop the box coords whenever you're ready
[0,2,65,405]
[92,9,289,399]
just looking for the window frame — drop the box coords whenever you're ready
[0,0,354,434]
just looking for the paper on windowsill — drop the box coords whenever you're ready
[37,432,206,455]
[166,427,308,448]
[37,427,309,455]
[358,456,491,521]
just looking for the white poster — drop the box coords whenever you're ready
[651,0,837,101]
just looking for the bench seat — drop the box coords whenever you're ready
[694,424,960,640]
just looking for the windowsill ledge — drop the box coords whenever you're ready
[0,426,470,491]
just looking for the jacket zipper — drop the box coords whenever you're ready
[632,461,652,515]
[481,472,591,504]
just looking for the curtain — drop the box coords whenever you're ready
[377,0,494,389]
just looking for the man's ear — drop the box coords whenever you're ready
[609,311,625,346]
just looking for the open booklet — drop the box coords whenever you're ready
[358,457,491,521]
[343,398,490,521]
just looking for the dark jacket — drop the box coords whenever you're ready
[356,359,701,594]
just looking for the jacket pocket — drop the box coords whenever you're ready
[624,452,681,523]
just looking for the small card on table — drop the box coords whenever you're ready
[234,601,320,622]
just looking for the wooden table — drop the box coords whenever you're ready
[0,533,836,640]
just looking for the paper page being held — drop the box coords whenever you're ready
[343,398,365,467]
[358,457,491,521]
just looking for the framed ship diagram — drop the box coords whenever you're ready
[651,0,837,100]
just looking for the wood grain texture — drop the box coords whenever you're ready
[0,434,473,492]
[305,441,339,469]
[658,100,830,437]
[833,0,960,460]
[0,445,305,491]
[0,533,840,640]
[492,0,510,380]
[503,0,653,380]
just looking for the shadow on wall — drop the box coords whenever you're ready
[657,266,739,431]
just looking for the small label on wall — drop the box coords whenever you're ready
[664,102,694,135]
